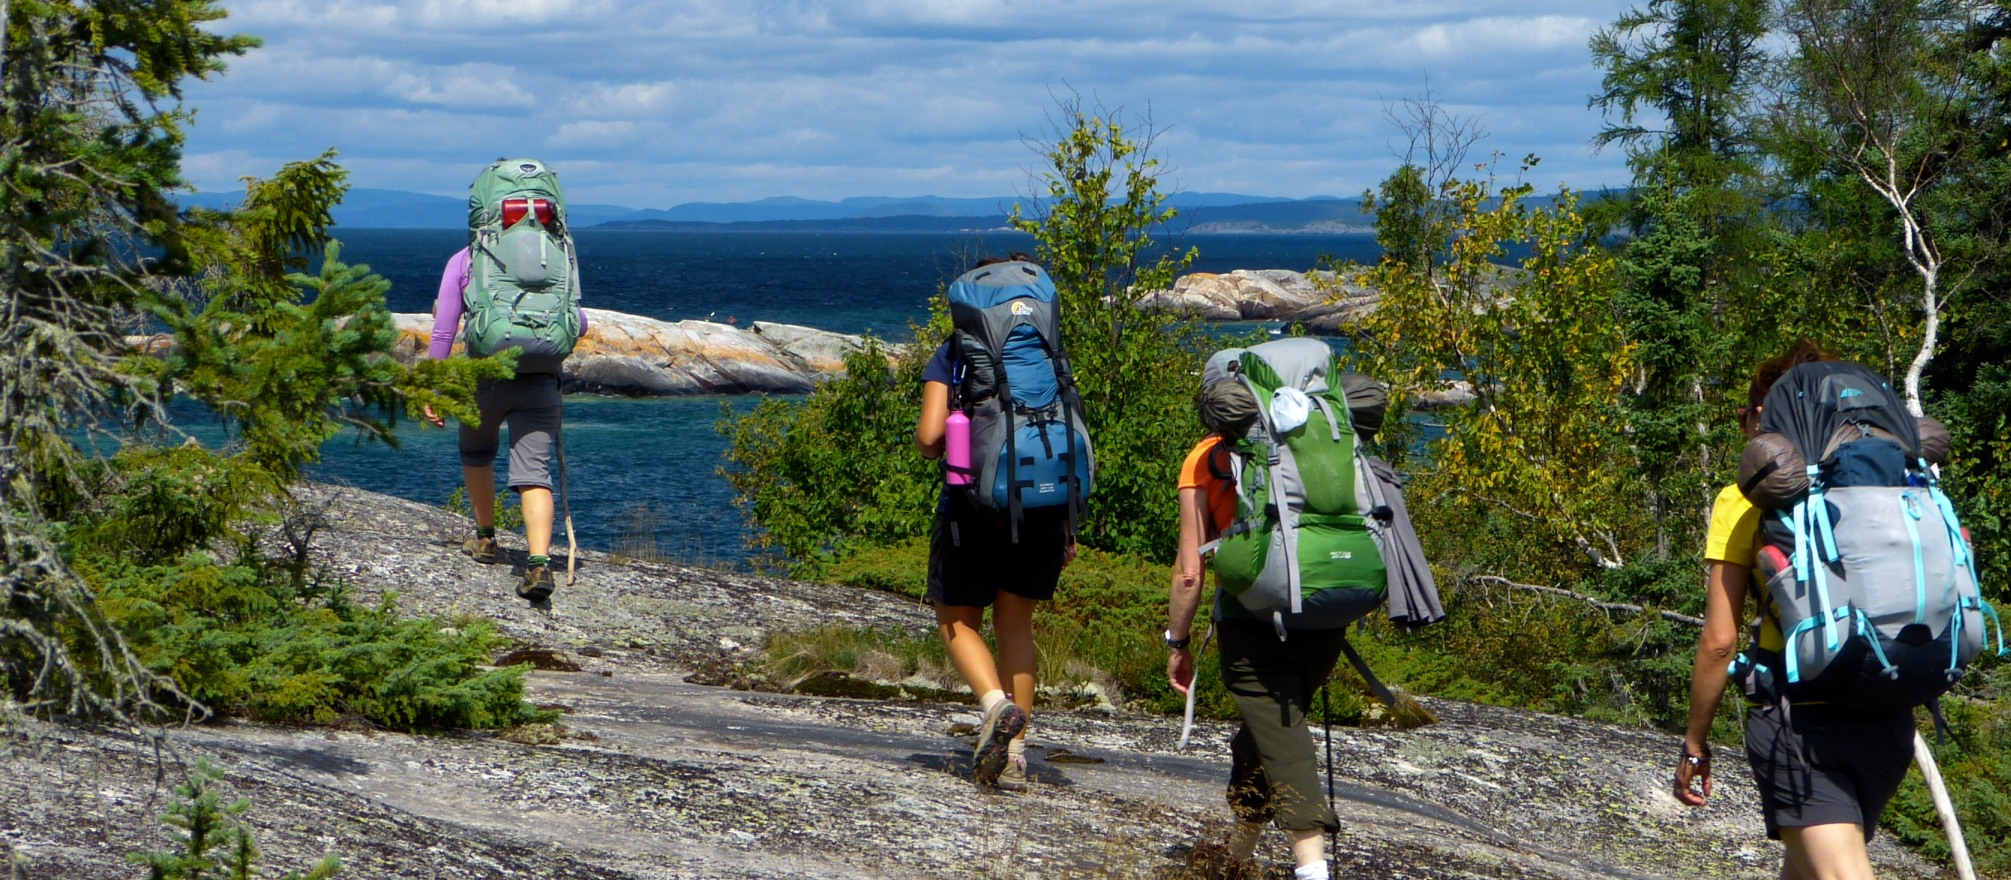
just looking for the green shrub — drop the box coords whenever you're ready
[63,448,548,731]
[129,758,340,880]
[720,338,941,567]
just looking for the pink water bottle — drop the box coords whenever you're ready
[945,410,973,486]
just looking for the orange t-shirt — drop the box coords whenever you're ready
[1178,436,1238,536]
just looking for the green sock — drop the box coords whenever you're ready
[527,554,548,568]
[475,526,496,539]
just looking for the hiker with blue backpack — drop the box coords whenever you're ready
[915,254,1090,793]
[1676,341,2001,879]
[421,158,587,604]
[1167,339,1435,880]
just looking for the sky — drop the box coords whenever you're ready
[179,1,1639,210]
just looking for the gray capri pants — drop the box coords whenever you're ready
[459,373,563,491]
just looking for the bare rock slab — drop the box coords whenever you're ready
[0,485,1944,879]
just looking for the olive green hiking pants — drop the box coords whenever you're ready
[1218,618,1351,833]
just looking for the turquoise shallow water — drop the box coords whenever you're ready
[296,230,1380,565]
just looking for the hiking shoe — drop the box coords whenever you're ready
[971,701,1027,787]
[462,534,500,564]
[996,755,1029,792]
[517,565,555,603]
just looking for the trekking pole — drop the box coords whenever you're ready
[558,427,577,587]
[1177,591,1217,750]
[1913,731,1976,880]
[1178,671,1199,750]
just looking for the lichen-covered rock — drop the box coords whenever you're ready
[1138,269,1328,320]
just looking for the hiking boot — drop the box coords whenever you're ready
[517,565,555,603]
[996,755,1029,792]
[462,534,500,564]
[971,701,1027,787]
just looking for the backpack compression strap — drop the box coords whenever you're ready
[1339,634,1400,709]
[1057,353,1086,534]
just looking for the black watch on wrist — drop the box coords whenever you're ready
[1164,629,1191,650]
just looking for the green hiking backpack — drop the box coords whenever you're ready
[464,158,582,374]
[1201,338,1389,638]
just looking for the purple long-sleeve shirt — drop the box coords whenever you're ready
[427,246,589,360]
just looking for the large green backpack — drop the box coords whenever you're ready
[1202,338,1389,637]
[464,158,582,374]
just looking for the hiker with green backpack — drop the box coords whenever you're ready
[421,158,587,604]
[1166,338,1429,880]
[1677,341,2002,879]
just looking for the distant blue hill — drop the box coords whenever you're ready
[174,187,1362,232]
[174,188,640,229]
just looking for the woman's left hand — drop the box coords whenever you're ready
[1674,742,1712,806]
[1167,648,1195,696]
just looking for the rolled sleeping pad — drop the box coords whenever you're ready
[1196,378,1261,437]
[1738,431,1809,510]
[1917,415,1951,467]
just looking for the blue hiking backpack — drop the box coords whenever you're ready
[1734,361,2003,711]
[944,261,1092,537]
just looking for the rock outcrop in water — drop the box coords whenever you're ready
[1,485,1940,879]
[390,309,897,396]
[1135,269,1381,335]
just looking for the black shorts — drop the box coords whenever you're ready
[1744,703,1915,841]
[925,492,1068,607]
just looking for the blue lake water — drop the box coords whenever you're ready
[297,229,1382,565]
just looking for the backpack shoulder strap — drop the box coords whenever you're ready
[1206,440,1236,484]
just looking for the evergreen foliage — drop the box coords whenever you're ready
[128,758,340,880]
[56,447,544,729]
[1,0,528,737]
[1,0,254,723]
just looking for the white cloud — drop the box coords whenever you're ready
[182,0,1637,206]
[546,120,642,150]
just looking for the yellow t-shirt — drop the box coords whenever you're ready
[1704,484,1784,653]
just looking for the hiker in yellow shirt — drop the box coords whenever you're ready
[1676,341,1916,880]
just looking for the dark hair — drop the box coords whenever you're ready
[1748,338,1834,410]
[972,252,1038,269]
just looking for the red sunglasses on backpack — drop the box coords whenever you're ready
[501,197,555,229]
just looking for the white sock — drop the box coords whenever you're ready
[1007,737,1026,762]
[979,689,1008,715]
[1228,821,1264,861]
[1294,863,1329,880]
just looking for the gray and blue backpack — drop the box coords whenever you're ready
[1735,361,2003,711]
[944,260,1092,537]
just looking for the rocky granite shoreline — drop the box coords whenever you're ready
[372,269,1387,397]
[0,485,1940,879]
[1135,269,1379,335]
[131,269,1472,400]
[391,308,896,396]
